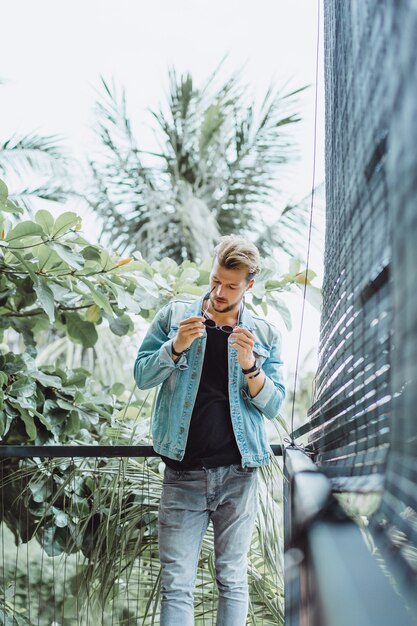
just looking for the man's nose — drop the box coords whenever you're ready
[215,284,224,296]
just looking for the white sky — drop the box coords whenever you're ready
[2,0,325,399]
[2,0,324,195]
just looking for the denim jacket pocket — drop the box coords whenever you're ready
[253,342,270,365]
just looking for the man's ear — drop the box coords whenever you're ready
[246,279,255,292]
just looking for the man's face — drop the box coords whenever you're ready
[208,259,254,313]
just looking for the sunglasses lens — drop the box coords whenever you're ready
[221,326,234,334]
[204,319,216,328]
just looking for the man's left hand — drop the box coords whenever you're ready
[230,327,256,370]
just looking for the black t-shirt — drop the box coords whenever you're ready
[162,324,241,470]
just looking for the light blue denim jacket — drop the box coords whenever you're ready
[133,296,286,467]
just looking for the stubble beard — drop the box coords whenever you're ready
[209,294,243,314]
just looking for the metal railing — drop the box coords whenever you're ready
[283,446,415,626]
[0,445,283,626]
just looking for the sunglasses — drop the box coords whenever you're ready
[202,288,242,334]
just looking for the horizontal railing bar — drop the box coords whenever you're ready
[309,517,415,626]
[284,448,332,531]
[0,444,283,458]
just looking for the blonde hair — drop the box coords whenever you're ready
[214,235,261,281]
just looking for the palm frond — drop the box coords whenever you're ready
[87,66,307,264]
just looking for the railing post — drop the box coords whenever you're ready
[283,445,415,626]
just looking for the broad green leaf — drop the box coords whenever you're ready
[5,220,44,243]
[268,295,292,330]
[82,246,102,262]
[52,211,80,236]
[64,312,98,348]
[86,304,101,322]
[37,244,63,271]
[0,372,8,386]
[157,257,179,275]
[111,382,125,397]
[0,179,23,213]
[35,210,54,234]
[20,410,37,440]
[10,249,38,281]
[114,284,141,313]
[265,279,284,290]
[34,277,55,323]
[100,250,114,271]
[33,409,53,431]
[8,376,36,398]
[109,314,131,336]
[52,507,69,528]
[115,405,141,420]
[63,410,80,435]
[177,283,204,295]
[79,277,114,316]
[48,241,84,269]
[178,267,200,283]
[304,284,322,310]
[294,269,317,284]
[33,370,62,388]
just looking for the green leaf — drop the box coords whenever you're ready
[35,210,54,234]
[64,312,98,348]
[79,277,114,316]
[52,507,69,528]
[9,249,38,281]
[269,295,292,330]
[20,410,37,440]
[8,376,37,398]
[0,371,8,387]
[33,370,62,388]
[86,304,101,322]
[82,246,102,262]
[37,244,62,271]
[34,278,55,323]
[52,212,80,236]
[111,382,125,397]
[109,315,131,336]
[304,284,322,310]
[0,179,23,213]
[5,220,44,243]
[63,410,80,435]
[48,241,84,269]
[177,284,204,295]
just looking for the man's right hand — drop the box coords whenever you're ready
[172,316,206,354]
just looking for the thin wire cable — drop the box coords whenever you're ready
[289,0,321,444]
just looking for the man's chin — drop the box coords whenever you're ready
[210,298,237,313]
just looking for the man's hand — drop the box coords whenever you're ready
[173,316,206,353]
[229,327,256,370]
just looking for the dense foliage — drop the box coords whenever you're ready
[0,178,319,624]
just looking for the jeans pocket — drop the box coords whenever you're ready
[163,467,184,483]
[230,464,257,476]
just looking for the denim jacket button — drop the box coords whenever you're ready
[184,401,191,407]
[180,427,185,433]
[191,373,197,379]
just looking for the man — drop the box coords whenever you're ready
[134,235,285,626]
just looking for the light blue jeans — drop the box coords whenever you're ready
[158,464,258,626]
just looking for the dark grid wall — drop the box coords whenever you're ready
[303,0,417,610]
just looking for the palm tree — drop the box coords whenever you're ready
[86,66,309,263]
[0,81,73,215]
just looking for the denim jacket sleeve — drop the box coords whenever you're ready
[133,304,188,390]
[248,332,286,420]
